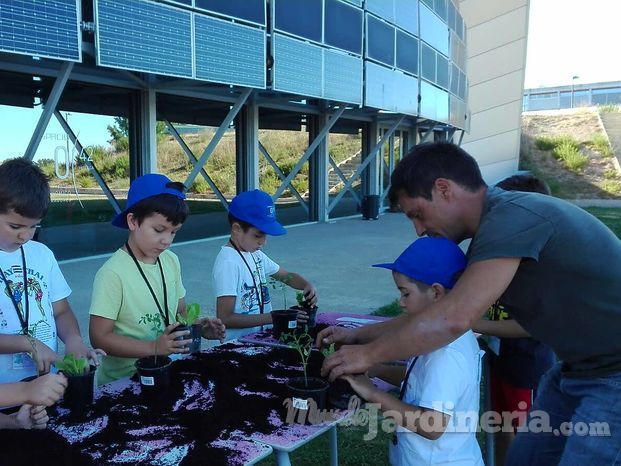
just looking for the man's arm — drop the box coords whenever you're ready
[323,257,521,379]
[473,319,530,338]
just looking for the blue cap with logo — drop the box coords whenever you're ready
[229,189,286,236]
[112,173,186,229]
[373,237,467,289]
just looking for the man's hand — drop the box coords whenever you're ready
[22,373,67,406]
[199,317,226,343]
[15,404,49,430]
[315,325,357,350]
[302,283,318,306]
[321,344,375,381]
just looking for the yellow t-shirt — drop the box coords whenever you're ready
[89,248,186,384]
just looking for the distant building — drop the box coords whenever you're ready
[523,81,621,111]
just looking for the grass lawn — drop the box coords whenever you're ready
[585,207,621,238]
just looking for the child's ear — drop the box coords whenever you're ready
[430,283,446,301]
[126,213,138,231]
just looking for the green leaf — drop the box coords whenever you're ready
[54,353,89,376]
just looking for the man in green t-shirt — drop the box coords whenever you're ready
[319,142,621,465]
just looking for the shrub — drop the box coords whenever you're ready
[591,134,614,157]
[534,136,557,151]
[599,104,621,113]
[554,142,588,172]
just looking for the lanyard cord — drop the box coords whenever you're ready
[393,356,419,445]
[125,242,170,327]
[228,238,264,314]
[0,247,29,335]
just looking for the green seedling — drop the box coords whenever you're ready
[177,302,201,326]
[139,313,164,363]
[55,353,90,376]
[281,328,313,387]
[320,343,336,358]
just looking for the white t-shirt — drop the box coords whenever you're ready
[389,331,485,466]
[0,241,71,383]
[212,246,280,341]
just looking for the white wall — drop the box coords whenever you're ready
[458,0,530,184]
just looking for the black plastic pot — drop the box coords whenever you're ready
[328,377,357,409]
[135,355,172,396]
[289,305,318,329]
[62,365,96,410]
[286,376,329,410]
[271,309,298,340]
[175,324,201,353]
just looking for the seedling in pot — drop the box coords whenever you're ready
[54,354,95,409]
[280,328,314,387]
[176,303,203,353]
[55,353,90,376]
[139,313,164,364]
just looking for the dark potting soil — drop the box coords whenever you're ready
[33,342,336,465]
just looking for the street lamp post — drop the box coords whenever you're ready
[571,75,579,108]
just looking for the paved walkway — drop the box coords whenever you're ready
[60,212,417,346]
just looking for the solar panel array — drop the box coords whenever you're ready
[0,0,81,61]
[95,0,266,88]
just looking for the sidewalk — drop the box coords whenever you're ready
[60,212,416,345]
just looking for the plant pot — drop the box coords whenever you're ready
[135,355,172,396]
[328,377,357,409]
[286,376,329,410]
[271,309,298,340]
[62,365,96,410]
[175,324,202,353]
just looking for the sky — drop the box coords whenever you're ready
[1,0,620,160]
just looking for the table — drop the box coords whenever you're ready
[2,341,355,466]
[240,312,391,465]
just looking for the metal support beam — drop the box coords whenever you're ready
[457,129,465,146]
[184,88,253,188]
[361,120,380,199]
[308,112,330,222]
[24,61,74,160]
[259,143,308,214]
[328,157,361,203]
[419,126,435,143]
[235,99,260,192]
[329,116,405,213]
[54,110,121,213]
[140,87,158,174]
[273,106,346,200]
[164,120,228,209]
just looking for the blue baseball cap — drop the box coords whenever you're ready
[373,237,467,289]
[112,174,186,229]
[229,189,286,236]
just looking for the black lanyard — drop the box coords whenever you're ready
[393,356,419,445]
[229,238,264,314]
[125,242,170,327]
[0,247,29,335]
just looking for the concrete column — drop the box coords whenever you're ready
[129,86,157,179]
[235,99,260,192]
[361,119,380,197]
[308,110,330,222]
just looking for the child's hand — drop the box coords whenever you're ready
[303,284,318,306]
[23,373,67,406]
[199,317,226,343]
[15,404,49,429]
[64,339,104,369]
[28,338,58,374]
[296,310,309,324]
[158,323,191,355]
[341,374,376,401]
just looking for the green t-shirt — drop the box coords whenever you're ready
[89,249,186,384]
[468,187,621,376]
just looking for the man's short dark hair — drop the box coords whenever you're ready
[496,174,551,196]
[388,142,486,205]
[0,158,51,218]
[128,181,189,226]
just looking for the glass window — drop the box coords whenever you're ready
[436,54,449,89]
[395,0,418,36]
[450,63,459,95]
[274,0,322,42]
[366,15,395,66]
[325,0,363,54]
[419,4,449,56]
[448,0,456,31]
[458,69,467,99]
[366,0,395,23]
[195,0,265,25]
[421,43,436,83]
[396,30,418,75]
[455,12,464,41]
[434,0,447,22]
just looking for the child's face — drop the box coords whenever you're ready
[232,225,267,253]
[127,212,182,262]
[393,272,438,316]
[0,209,42,253]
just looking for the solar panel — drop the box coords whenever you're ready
[95,0,193,78]
[0,0,81,61]
[395,0,418,36]
[366,15,395,67]
[273,33,322,99]
[420,80,448,123]
[324,0,363,55]
[366,0,394,24]
[194,0,266,26]
[194,14,265,88]
[324,49,362,104]
[365,62,418,115]
[274,0,322,44]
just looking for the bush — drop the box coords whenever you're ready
[534,136,557,151]
[554,142,588,172]
[189,178,210,194]
[599,104,621,113]
[591,134,614,157]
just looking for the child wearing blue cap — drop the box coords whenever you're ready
[89,174,225,384]
[343,237,483,466]
[213,189,317,341]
